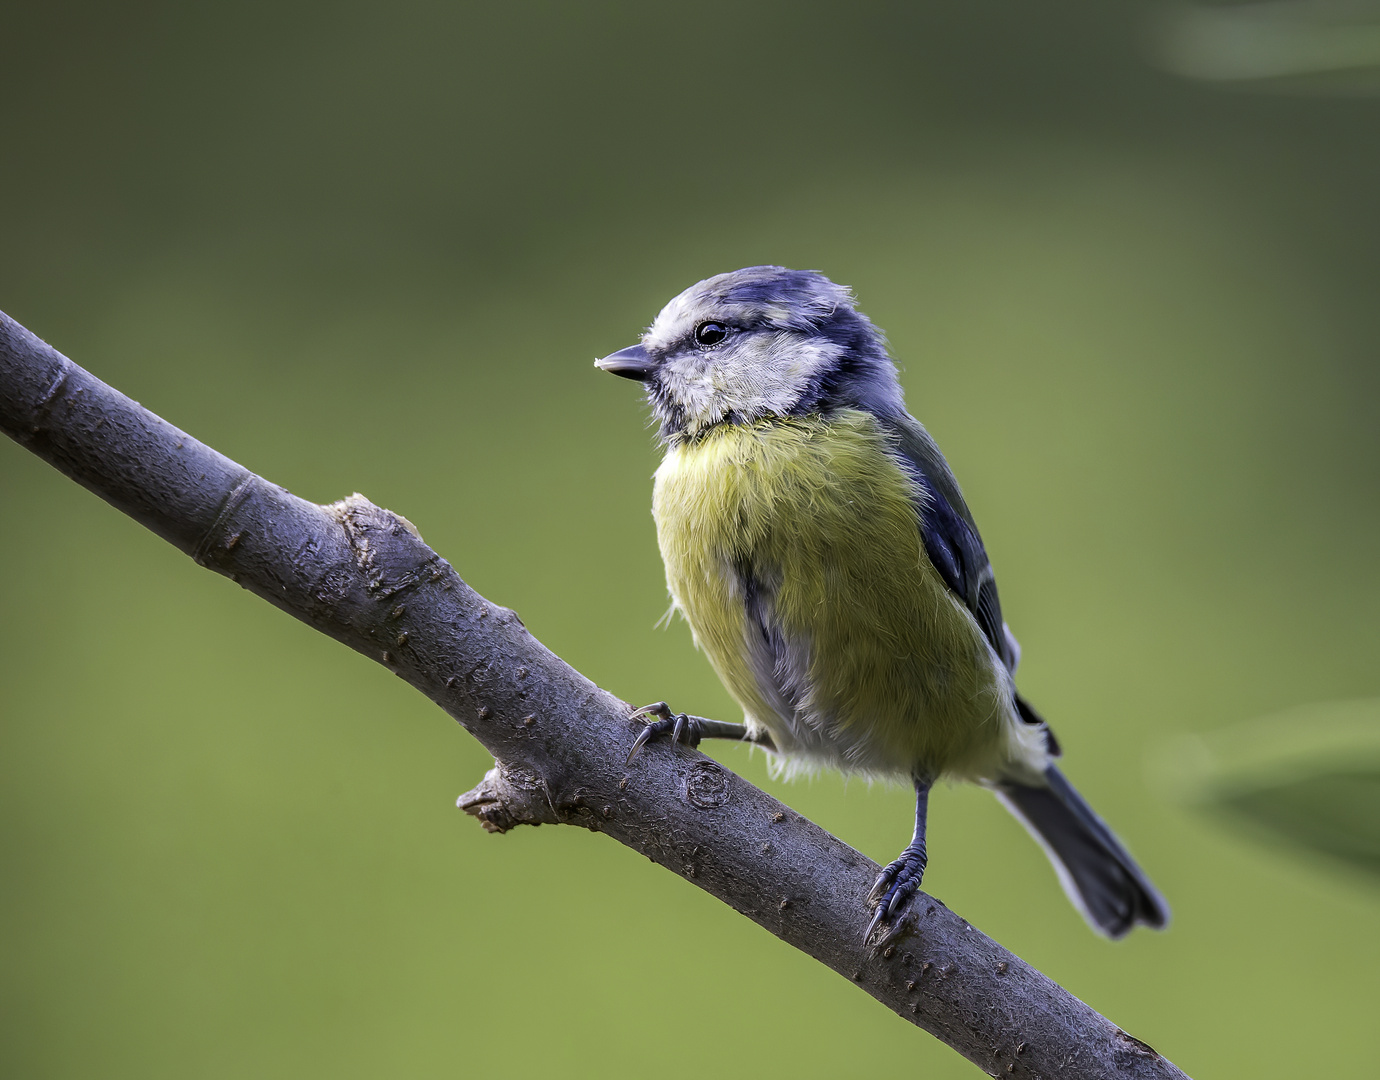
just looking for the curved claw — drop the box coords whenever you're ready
[867,870,894,908]
[626,701,701,764]
[865,904,890,943]
[627,702,673,764]
[864,848,927,941]
[627,724,658,763]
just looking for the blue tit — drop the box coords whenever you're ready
[596,266,1169,940]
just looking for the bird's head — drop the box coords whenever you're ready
[596,266,902,442]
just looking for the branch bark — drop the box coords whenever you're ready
[0,310,1189,1080]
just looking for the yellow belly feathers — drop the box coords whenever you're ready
[653,408,1028,782]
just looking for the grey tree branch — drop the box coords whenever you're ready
[0,310,1189,1080]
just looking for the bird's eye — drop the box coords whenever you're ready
[693,322,731,348]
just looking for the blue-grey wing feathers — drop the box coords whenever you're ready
[882,413,1020,673]
[880,411,1058,751]
[738,563,808,724]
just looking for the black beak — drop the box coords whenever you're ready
[595,344,656,381]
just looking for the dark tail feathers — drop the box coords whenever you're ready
[997,766,1169,938]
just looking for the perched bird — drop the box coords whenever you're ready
[596,266,1168,940]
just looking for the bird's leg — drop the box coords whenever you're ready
[865,775,934,941]
[626,701,776,763]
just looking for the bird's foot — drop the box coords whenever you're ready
[865,845,927,942]
[627,702,704,762]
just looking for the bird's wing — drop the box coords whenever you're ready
[737,561,809,726]
[883,412,1021,674]
[885,412,1059,751]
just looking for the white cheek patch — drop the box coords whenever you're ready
[661,334,846,434]
[728,334,843,416]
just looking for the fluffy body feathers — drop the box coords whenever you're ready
[654,409,1048,784]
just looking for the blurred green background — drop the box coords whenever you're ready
[3,1,1379,1076]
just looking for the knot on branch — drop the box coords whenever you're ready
[457,762,563,833]
[328,493,442,601]
[685,759,730,808]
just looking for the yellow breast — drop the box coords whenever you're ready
[652,409,1016,780]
